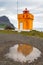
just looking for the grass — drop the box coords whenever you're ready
[0,30,43,38]
[0,30,18,34]
[20,30,43,38]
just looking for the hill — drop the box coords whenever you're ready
[0,16,15,29]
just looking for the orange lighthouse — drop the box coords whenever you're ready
[17,8,34,30]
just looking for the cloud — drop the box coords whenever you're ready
[0,0,43,29]
[7,14,18,28]
[0,8,18,28]
[33,22,43,29]
[0,8,6,11]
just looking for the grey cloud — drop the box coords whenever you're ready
[0,0,43,28]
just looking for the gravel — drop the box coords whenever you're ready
[0,34,43,65]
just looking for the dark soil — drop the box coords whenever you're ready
[0,34,43,65]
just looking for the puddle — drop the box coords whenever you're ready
[5,44,41,63]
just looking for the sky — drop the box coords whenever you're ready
[0,0,43,30]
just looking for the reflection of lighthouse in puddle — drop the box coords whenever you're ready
[5,44,41,63]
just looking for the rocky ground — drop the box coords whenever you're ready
[0,34,43,65]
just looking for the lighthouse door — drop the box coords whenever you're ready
[20,22,23,30]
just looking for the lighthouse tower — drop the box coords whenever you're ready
[17,8,34,30]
